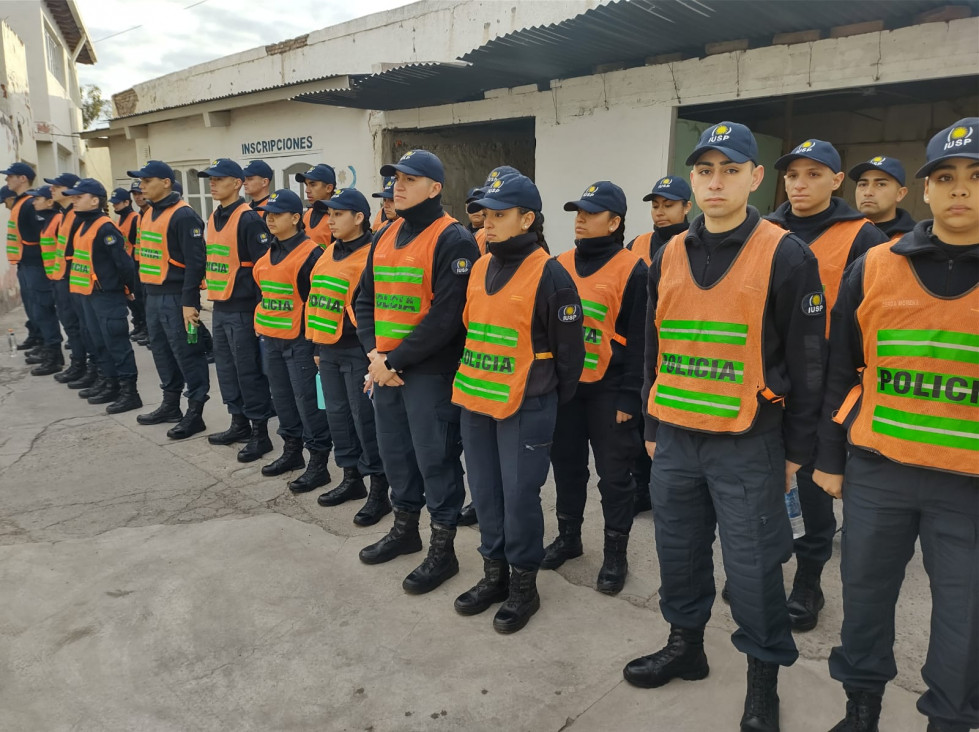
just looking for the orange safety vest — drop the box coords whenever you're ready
[250,197,269,220]
[40,212,63,279]
[833,246,979,476]
[452,248,551,419]
[68,214,113,295]
[474,228,488,257]
[372,214,456,352]
[52,208,77,281]
[118,209,138,257]
[630,232,655,266]
[5,195,33,264]
[372,209,384,232]
[556,247,638,382]
[204,204,251,301]
[306,242,369,345]
[649,220,786,434]
[252,238,318,340]
[138,201,192,285]
[303,206,333,248]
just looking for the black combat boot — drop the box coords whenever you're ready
[455,557,509,615]
[54,359,85,384]
[541,514,583,569]
[829,689,882,732]
[493,567,540,634]
[402,522,459,594]
[137,391,183,424]
[78,373,107,399]
[30,346,64,376]
[596,528,630,595]
[237,420,273,463]
[16,333,40,351]
[24,346,45,364]
[317,466,366,506]
[787,560,825,631]
[741,656,780,732]
[105,378,142,414]
[68,362,99,389]
[623,625,710,688]
[87,377,120,405]
[261,436,305,476]
[353,473,392,526]
[457,502,478,526]
[207,413,250,445]
[167,398,206,440]
[359,509,422,564]
[288,449,331,493]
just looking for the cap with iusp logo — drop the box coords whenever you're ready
[775,139,842,174]
[916,118,979,178]
[686,122,759,166]
[643,176,692,202]
[564,181,627,216]
[848,156,906,186]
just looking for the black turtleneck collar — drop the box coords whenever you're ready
[395,195,443,234]
[74,207,105,222]
[116,203,134,217]
[272,230,307,254]
[654,220,690,240]
[151,191,181,212]
[487,232,540,263]
[333,230,372,258]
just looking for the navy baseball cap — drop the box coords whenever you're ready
[916,117,979,178]
[0,186,13,200]
[468,174,542,213]
[465,186,485,203]
[295,164,336,185]
[848,156,907,186]
[109,187,131,204]
[686,122,759,166]
[129,179,142,192]
[173,179,183,195]
[643,175,692,202]
[321,188,371,219]
[242,160,273,179]
[259,188,304,214]
[380,150,444,184]
[198,158,244,179]
[43,172,80,188]
[30,185,53,199]
[564,181,627,215]
[775,139,842,174]
[127,160,176,181]
[483,166,521,187]
[2,162,36,181]
[372,176,395,199]
[63,178,107,198]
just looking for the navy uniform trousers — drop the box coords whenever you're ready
[372,371,465,527]
[830,450,978,731]
[211,309,273,421]
[145,292,209,401]
[461,391,558,570]
[650,422,798,667]
[53,277,88,363]
[316,344,382,475]
[262,335,331,451]
[81,290,137,379]
[793,462,836,566]
[19,263,61,346]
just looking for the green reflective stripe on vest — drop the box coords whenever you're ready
[307,314,339,334]
[57,234,67,245]
[877,329,979,365]
[206,279,228,291]
[375,320,416,340]
[876,367,978,407]
[312,274,349,295]
[375,265,424,285]
[41,251,56,261]
[872,404,979,451]
[583,353,600,370]
[255,313,293,330]
[73,250,90,262]
[453,371,511,403]
[40,236,55,246]
[140,231,163,244]
[660,319,748,345]
[140,263,161,276]
[467,322,519,348]
[654,383,741,418]
[260,280,294,295]
[206,243,230,256]
[580,298,608,322]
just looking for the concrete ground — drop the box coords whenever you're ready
[0,305,933,732]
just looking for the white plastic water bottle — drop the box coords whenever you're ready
[7,329,15,356]
[785,474,806,539]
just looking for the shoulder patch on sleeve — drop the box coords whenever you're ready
[559,303,581,323]
[452,258,471,275]
[259,232,269,243]
[191,227,202,238]
[801,291,825,317]
[104,233,118,246]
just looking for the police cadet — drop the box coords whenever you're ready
[542,181,646,596]
[5,162,64,374]
[128,179,151,346]
[253,189,334,492]
[305,188,389,522]
[766,139,888,632]
[63,178,143,414]
[355,149,479,596]
[198,158,275,462]
[370,176,396,231]
[296,163,336,247]
[243,159,273,217]
[129,160,211,439]
[848,155,917,242]
[2,183,39,352]
[464,186,485,237]
[624,122,825,732]
[110,186,147,342]
[813,118,979,732]
[471,166,521,256]
[451,173,584,633]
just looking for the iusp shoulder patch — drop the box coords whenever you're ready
[559,303,581,323]
[104,233,118,246]
[452,258,471,275]
[191,227,202,238]
[259,233,269,243]
[801,291,825,317]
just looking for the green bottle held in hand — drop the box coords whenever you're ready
[187,321,198,345]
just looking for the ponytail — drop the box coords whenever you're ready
[612,213,626,245]
[519,208,549,254]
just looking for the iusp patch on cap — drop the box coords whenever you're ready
[793,140,816,153]
[801,291,825,317]
[944,123,974,150]
[559,303,582,323]
[452,258,472,275]
[870,156,887,165]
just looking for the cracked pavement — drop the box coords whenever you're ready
[0,306,930,731]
